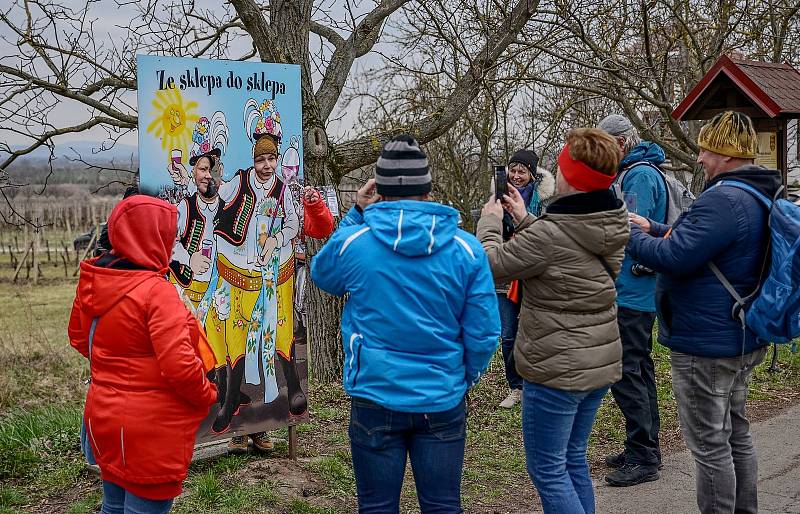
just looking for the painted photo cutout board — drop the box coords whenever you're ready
[137,54,309,444]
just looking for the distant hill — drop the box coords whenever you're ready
[3,140,138,162]
[3,141,139,193]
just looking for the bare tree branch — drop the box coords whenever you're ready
[0,116,124,172]
[332,0,540,173]
[228,0,290,63]
[315,0,409,121]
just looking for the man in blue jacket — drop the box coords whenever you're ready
[311,134,500,513]
[627,111,781,514]
[598,115,668,487]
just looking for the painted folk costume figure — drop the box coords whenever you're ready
[167,100,307,436]
[168,112,229,309]
[208,130,303,434]
[169,151,223,307]
[167,113,236,418]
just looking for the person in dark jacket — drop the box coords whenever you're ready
[95,181,140,257]
[627,111,782,514]
[597,115,667,486]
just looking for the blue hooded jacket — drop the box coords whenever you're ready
[627,165,782,358]
[311,200,500,413]
[615,141,668,313]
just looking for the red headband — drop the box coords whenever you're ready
[558,144,617,192]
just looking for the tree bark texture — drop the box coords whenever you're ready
[304,237,345,383]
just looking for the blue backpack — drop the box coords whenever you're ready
[709,180,800,345]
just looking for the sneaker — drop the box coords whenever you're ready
[604,463,660,487]
[250,432,274,452]
[605,451,626,469]
[605,451,664,470]
[499,389,522,409]
[227,435,249,454]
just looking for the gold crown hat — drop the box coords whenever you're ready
[697,111,757,159]
[246,98,282,159]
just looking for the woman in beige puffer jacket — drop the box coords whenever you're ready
[477,128,629,514]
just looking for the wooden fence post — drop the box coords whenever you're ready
[32,228,39,286]
[12,242,33,283]
[73,228,97,277]
[288,425,298,460]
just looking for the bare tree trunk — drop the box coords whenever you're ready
[304,237,345,383]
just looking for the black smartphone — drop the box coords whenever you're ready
[493,165,508,201]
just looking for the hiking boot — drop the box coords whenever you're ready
[499,389,522,409]
[227,435,249,454]
[604,463,660,487]
[250,432,274,452]
[605,451,626,469]
[606,451,664,470]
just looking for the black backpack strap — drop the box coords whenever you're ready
[596,254,618,282]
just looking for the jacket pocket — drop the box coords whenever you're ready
[427,398,467,442]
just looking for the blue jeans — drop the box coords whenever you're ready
[100,481,174,514]
[497,293,522,390]
[522,382,608,514]
[349,397,466,514]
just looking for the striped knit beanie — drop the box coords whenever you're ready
[375,134,431,197]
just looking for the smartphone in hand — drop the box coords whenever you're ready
[493,165,508,201]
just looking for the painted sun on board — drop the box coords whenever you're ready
[146,86,199,155]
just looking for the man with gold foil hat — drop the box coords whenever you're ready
[626,111,781,514]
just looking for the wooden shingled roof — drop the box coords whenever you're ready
[673,55,800,120]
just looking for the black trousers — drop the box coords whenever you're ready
[610,307,661,466]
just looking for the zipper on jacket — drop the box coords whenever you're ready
[120,426,126,467]
[352,343,364,388]
[88,418,101,456]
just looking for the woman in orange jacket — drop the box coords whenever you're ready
[69,195,217,513]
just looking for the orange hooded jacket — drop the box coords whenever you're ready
[68,195,217,500]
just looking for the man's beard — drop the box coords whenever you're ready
[200,178,217,199]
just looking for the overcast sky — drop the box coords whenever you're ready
[1,0,385,154]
